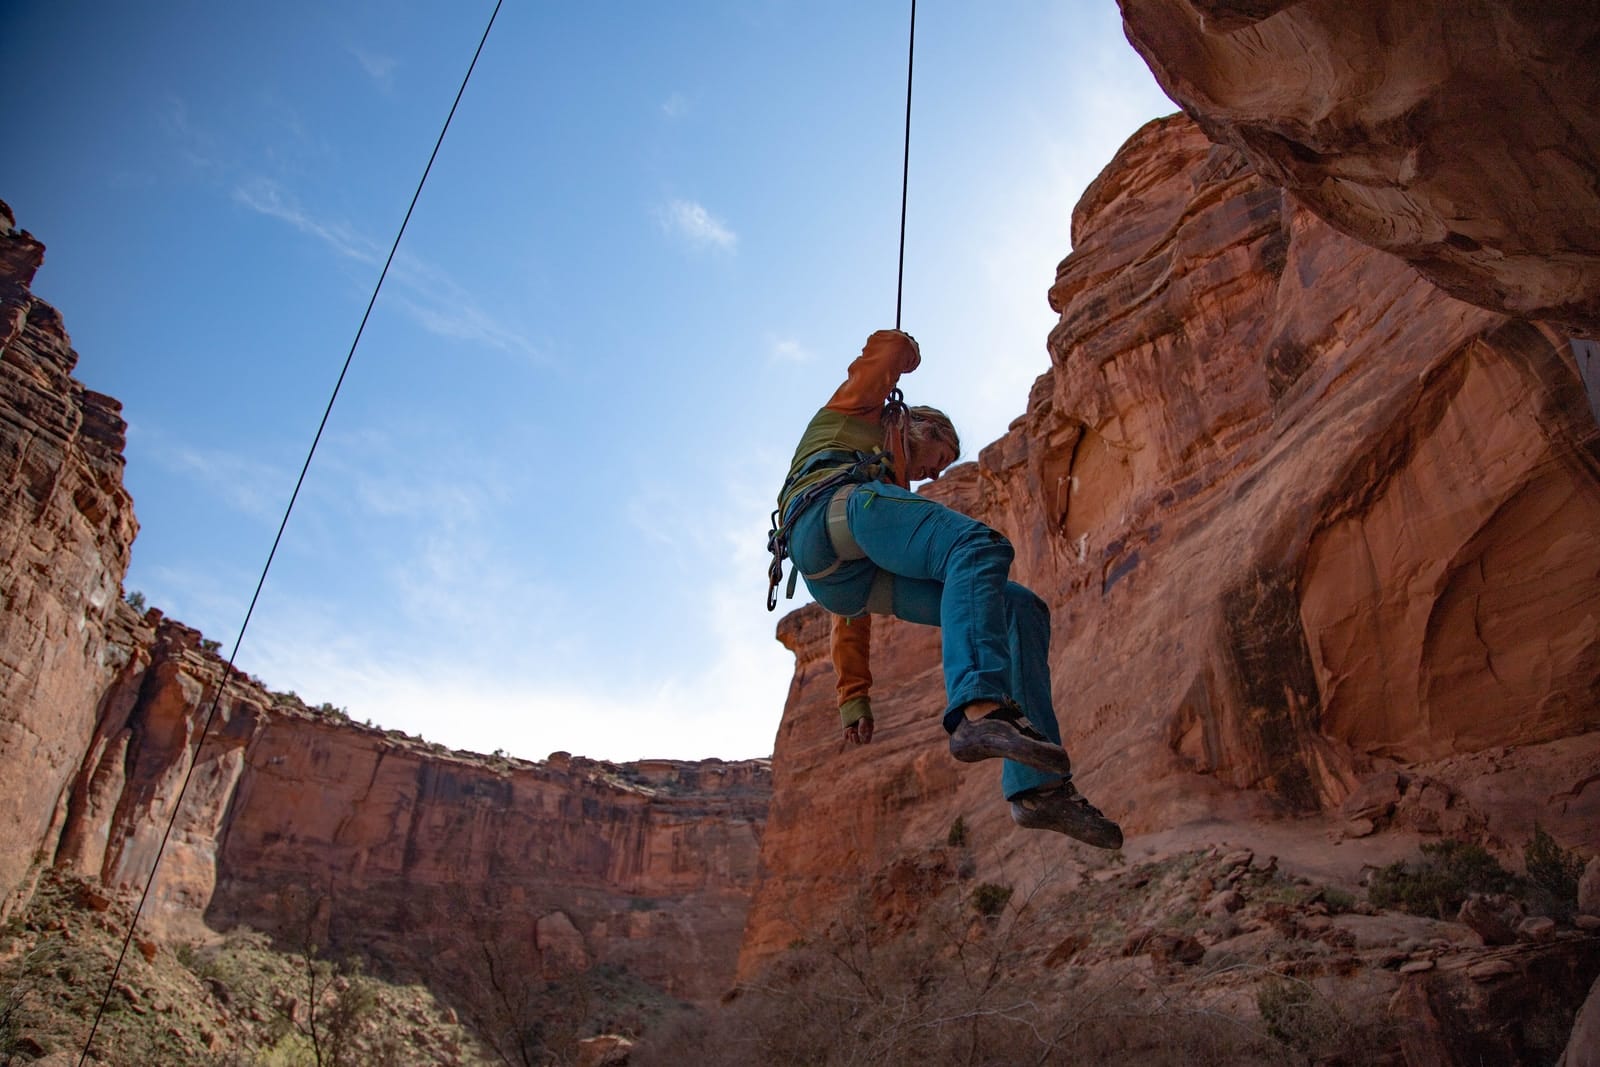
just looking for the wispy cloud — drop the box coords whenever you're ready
[239,469,795,763]
[221,448,795,764]
[233,177,382,263]
[387,294,538,356]
[660,92,690,119]
[231,178,539,358]
[159,96,226,175]
[658,198,737,252]
[351,47,398,90]
[158,442,295,523]
[768,337,815,364]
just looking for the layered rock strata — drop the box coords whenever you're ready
[744,114,1599,973]
[1116,0,1600,337]
[55,616,770,1003]
[0,200,140,919]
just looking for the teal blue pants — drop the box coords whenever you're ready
[788,481,1067,799]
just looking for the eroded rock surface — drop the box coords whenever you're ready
[1117,0,1600,335]
[54,617,771,1003]
[0,199,140,919]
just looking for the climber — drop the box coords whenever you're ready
[769,329,1122,848]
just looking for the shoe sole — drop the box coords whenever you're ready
[948,719,1073,776]
[1011,802,1124,850]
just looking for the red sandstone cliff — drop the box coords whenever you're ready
[1116,0,1600,338]
[0,199,142,920]
[742,114,1599,974]
[49,610,769,1003]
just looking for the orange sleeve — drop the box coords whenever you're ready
[825,330,920,417]
[831,614,874,727]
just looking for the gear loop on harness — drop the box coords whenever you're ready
[765,449,889,612]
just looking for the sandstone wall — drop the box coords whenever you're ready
[205,711,768,1003]
[0,200,141,919]
[742,115,1600,975]
[50,615,770,1003]
[1117,0,1600,336]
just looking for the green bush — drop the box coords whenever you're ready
[970,882,1013,917]
[946,816,967,848]
[1320,887,1357,915]
[1367,840,1517,919]
[1524,825,1585,907]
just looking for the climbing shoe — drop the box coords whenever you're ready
[1010,780,1123,849]
[948,704,1074,777]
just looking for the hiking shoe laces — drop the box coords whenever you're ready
[948,704,1073,777]
[1010,780,1123,850]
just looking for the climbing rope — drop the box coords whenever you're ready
[895,0,917,331]
[75,2,505,1061]
[767,4,918,612]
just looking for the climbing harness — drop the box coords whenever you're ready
[767,449,889,610]
[765,380,917,611]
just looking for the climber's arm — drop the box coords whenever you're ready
[832,614,875,744]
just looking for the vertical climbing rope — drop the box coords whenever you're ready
[75,2,505,1062]
[895,0,917,331]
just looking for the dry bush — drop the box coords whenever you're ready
[416,902,681,1067]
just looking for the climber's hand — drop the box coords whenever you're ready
[845,716,875,745]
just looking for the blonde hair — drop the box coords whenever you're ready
[908,405,959,456]
[883,398,960,479]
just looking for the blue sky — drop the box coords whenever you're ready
[5,2,1173,763]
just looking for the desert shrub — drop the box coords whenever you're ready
[1367,840,1518,919]
[1256,977,1394,1065]
[1258,978,1340,1053]
[946,815,968,848]
[1523,825,1585,908]
[970,882,1012,917]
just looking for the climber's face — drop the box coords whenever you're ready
[907,436,957,482]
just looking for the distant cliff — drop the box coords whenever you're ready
[53,614,770,1003]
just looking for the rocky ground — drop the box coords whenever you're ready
[638,817,1599,1066]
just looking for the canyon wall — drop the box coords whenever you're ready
[743,113,1599,974]
[50,611,770,1003]
[1116,0,1600,337]
[0,199,141,920]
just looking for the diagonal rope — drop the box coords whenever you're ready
[894,0,917,331]
[75,1,505,1061]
